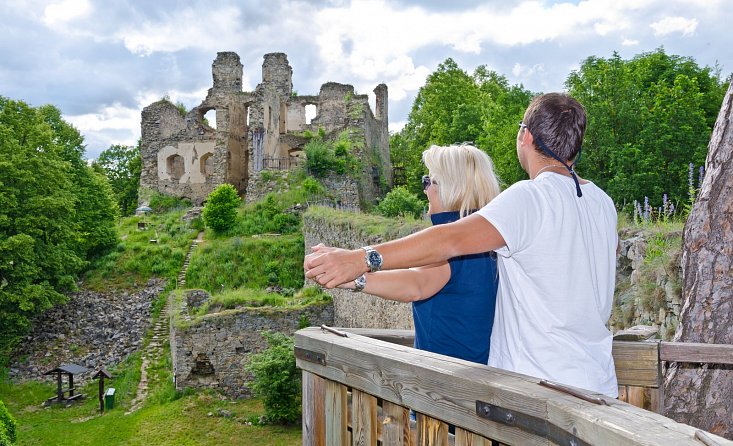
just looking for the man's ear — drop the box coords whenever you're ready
[521,127,534,147]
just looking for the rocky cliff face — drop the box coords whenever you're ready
[8,279,166,384]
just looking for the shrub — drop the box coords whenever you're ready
[0,400,16,446]
[305,140,343,177]
[376,186,425,219]
[245,332,301,424]
[203,184,240,232]
[149,191,192,213]
[302,177,325,196]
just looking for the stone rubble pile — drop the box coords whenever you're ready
[8,278,166,384]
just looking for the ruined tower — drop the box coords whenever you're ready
[139,51,391,207]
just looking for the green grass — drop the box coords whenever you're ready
[172,286,331,322]
[186,234,305,291]
[0,381,300,446]
[83,210,198,290]
[304,205,429,239]
[0,302,300,446]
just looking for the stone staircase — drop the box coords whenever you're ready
[125,232,203,414]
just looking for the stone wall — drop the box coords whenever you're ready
[303,212,684,339]
[612,228,683,340]
[170,291,333,398]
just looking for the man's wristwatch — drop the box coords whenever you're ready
[351,274,366,292]
[362,246,383,272]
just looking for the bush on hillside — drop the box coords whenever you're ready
[149,192,192,213]
[245,332,301,424]
[203,184,240,232]
[0,400,16,446]
[376,186,425,219]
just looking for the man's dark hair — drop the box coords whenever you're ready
[523,93,586,162]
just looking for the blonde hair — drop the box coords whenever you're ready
[422,144,501,217]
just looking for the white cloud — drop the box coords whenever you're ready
[622,38,639,46]
[650,16,698,37]
[389,120,406,134]
[512,62,545,79]
[66,102,139,137]
[116,6,247,55]
[42,0,91,26]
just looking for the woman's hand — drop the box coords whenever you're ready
[304,244,366,289]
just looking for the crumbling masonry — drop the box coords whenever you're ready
[139,52,391,205]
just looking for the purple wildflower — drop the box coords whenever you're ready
[662,194,669,218]
[643,196,650,221]
[699,166,705,189]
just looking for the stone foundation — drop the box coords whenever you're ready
[170,290,333,398]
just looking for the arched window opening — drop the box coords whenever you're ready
[204,109,217,129]
[166,154,185,181]
[200,153,214,178]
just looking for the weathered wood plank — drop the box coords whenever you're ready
[352,388,377,446]
[303,371,325,446]
[454,428,490,446]
[627,386,648,410]
[342,328,415,347]
[416,413,448,446]
[617,385,628,403]
[382,400,411,445]
[325,380,348,446]
[612,341,660,388]
[295,328,733,446]
[660,341,733,365]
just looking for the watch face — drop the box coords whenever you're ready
[367,250,382,267]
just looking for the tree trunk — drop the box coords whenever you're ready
[664,81,733,439]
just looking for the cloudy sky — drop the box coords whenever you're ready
[1,0,730,159]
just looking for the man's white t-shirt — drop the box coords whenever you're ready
[477,172,619,397]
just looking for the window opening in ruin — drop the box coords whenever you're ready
[279,103,286,134]
[200,153,214,178]
[204,109,217,129]
[246,107,251,126]
[166,154,185,181]
[305,104,317,125]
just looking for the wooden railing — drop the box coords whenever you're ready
[295,327,733,445]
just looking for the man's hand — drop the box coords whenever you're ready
[304,244,366,289]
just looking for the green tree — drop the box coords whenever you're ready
[566,49,725,208]
[0,97,84,356]
[36,104,118,259]
[203,184,240,232]
[474,67,533,187]
[393,59,533,194]
[0,400,16,446]
[245,332,301,424]
[396,59,483,196]
[376,186,425,219]
[94,143,142,216]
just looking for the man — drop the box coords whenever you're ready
[305,93,618,397]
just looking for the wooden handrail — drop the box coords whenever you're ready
[660,341,733,365]
[296,327,732,445]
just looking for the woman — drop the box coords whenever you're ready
[322,144,501,364]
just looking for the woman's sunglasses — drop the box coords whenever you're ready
[422,175,437,190]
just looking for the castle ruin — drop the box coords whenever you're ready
[139,52,391,205]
